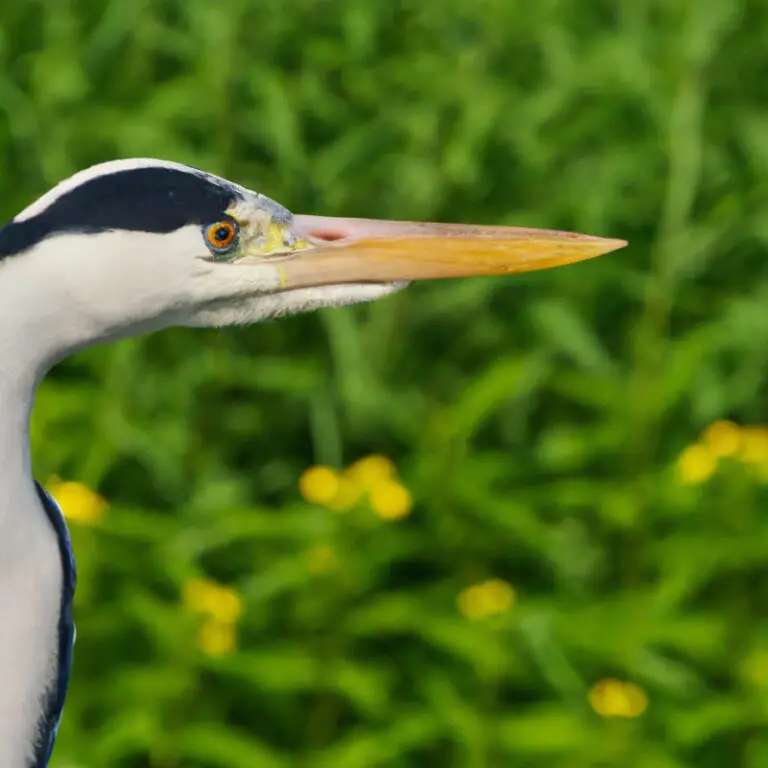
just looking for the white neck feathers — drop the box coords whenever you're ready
[0,270,63,766]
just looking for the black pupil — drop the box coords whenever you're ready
[214,225,231,243]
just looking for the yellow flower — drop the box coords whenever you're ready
[702,420,741,458]
[300,456,412,517]
[196,617,236,657]
[46,478,107,525]
[484,578,516,612]
[676,443,717,485]
[738,427,768,465]
[457,585,489,620]
[325,477,363,512]
[457,579,516,620]
[307,545,338,574]
[588,679,648,718]
[299,466,341,506]
[369,480,412,520]
[741,652,768,687]
[183,578,242,624]
[345,455,397,490]
[183,579,241,657]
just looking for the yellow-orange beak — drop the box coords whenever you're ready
[271,214,627,289]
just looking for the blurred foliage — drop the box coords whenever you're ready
[0,0,767,765]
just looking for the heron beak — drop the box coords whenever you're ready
[269,215,626,289]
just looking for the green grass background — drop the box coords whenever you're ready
[1,0,767,765]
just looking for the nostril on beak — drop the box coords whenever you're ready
[307,229,347,243]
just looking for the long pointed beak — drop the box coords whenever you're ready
[272,215,626,289]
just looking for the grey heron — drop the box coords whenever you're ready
[0,158,626,766]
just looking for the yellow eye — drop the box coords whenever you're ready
[203,218,239,256]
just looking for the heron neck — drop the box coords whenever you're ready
[0,287,65,766]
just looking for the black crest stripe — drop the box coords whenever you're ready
[0,167,239,259]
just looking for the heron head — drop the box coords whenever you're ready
[0,159,625,353]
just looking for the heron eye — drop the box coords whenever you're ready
[203,218,239,256]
